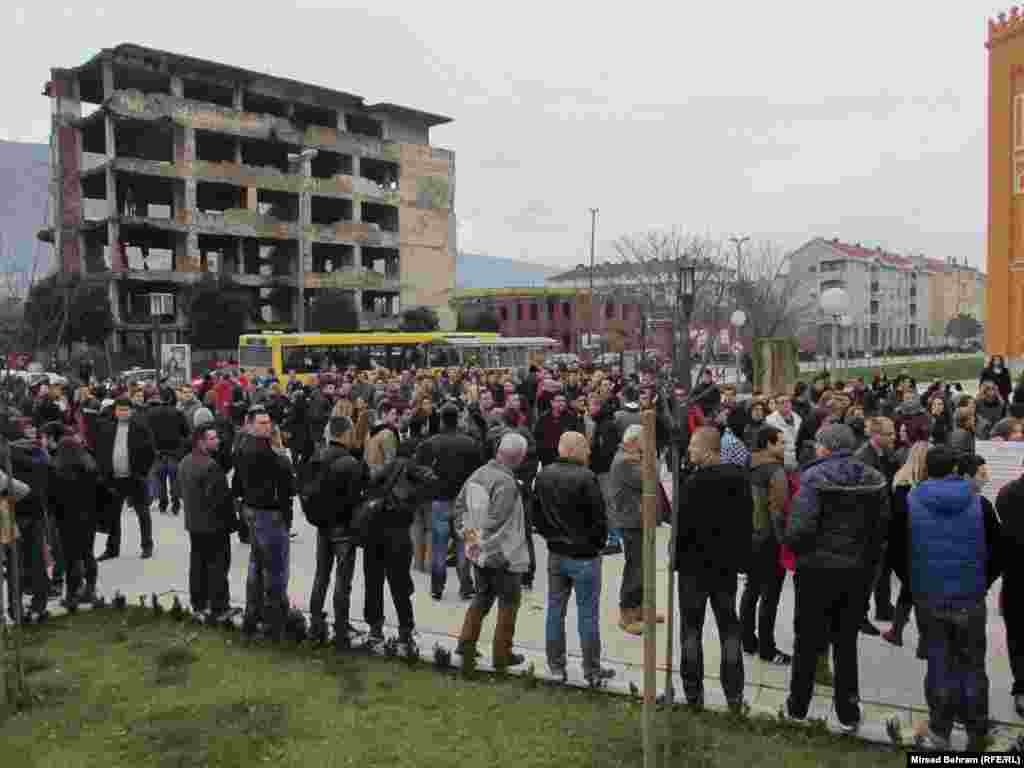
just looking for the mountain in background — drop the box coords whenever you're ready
[0,140,52,284]
[455,251,561,288]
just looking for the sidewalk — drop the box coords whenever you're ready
[65,510,1024,751]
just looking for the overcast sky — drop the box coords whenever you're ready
[1,1,1006,270]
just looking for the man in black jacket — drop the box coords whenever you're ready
[234,408,295,642]
[179,425,234,620]
[783,424,889,733]
[853,416,897,630]
[416,403,483,601]
[146,391,191,515]
[589,396,622,555]
[307,416,367,648]
[534,431,613,686]
[998,466,1024,718]
[95,399,156,560]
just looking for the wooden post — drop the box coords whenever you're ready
[641,409,658,767]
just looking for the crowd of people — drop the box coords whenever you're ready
[0,352,1022,749]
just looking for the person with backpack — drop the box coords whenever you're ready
[360,441,438,654]
[303,416,368,649]
[415,403,484,601]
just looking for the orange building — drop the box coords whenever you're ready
[987,9,1024,362]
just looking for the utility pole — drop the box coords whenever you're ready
[588,208,598,357]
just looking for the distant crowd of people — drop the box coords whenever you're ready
[0,353,1021,750]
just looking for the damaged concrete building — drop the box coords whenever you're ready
[42,43,456,357]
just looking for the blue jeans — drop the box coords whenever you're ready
[149,453,179,510]
[430,500,473,596]
[546,553,603,679]
[917,599,989,740]
[243,506,290,637]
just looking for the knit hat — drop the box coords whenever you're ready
[815,423,856,453]
[192,407,215,429]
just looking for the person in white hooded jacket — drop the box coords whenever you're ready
[765,396,803,471]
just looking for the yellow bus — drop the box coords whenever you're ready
[236,331,557,384]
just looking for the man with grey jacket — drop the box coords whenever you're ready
[454,432,529,669]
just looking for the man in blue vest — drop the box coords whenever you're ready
[909,446,999,751]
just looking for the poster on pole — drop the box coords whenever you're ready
[975,440,1024,503]
[161,344,191,388]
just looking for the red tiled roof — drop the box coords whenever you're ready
[823,238,916,270]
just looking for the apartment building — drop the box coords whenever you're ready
[789,238,932,353]
[924,257,987,343]
[42,43,456,357]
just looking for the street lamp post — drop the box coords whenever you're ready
[587,207,598,356]
[819,287,851,384]
[663,261,695,708]
[730,309,747,387]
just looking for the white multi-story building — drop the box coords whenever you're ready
[789,238,933,353]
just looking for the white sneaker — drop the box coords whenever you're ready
[915,729,951,751]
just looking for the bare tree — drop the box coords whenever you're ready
[728,240,814,340]
[607,230,731,389]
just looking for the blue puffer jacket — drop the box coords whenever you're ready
[909,478,985,607]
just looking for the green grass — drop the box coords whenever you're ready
[0,609,906,768]
[827,354,985,385]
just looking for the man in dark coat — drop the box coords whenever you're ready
[674,426,753,711]
[782,424,889,733]
[416,403,483,601]
[146,390,191,515]
[179,425,234,620]
[95,399,156,560]
[306,416,367,648]
[534,431,613,686]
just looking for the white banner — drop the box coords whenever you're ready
[975,440,1024,503]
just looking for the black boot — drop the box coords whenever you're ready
[309,614,329,645]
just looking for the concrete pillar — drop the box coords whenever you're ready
[233,85,244,111]
[336,110,347,133]
[234,138,243,165]
[170,76,184,98]
[101,59,115,100]
[351,155,360,181]
[174,124,196,165]
[353,288,364,327]
[108,280,121,324]
[182,231,200,272]
[104,113,120,265]
[296,154,312,332]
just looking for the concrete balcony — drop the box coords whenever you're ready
[307,221,399,248]
[305,267,400,291]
